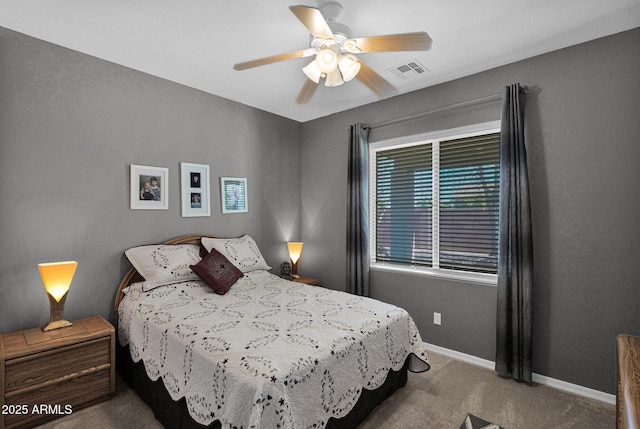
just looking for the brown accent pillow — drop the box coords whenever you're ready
[190,249,244,295]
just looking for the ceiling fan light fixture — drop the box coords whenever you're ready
[338,54,361,81]
[343,39,361,53]
[302,60,323,83]
[324,68,344,87]
[315,46,340,73]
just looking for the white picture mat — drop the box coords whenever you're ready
[181,162,211,217]
[130,164,168,210]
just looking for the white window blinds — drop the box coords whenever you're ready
[374,131,500,275]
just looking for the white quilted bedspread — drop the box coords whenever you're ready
[118,270,429,428]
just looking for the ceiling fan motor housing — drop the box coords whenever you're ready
[310,1,351,50]
[319,1,344,23]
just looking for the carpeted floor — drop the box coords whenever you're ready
[36,351,615,428]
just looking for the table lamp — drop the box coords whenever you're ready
[38,261,77,332]
[287,242,303,278]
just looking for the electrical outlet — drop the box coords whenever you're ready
[433,312,441,325]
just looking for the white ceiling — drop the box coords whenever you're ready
[2,0,640,122]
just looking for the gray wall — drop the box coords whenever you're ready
[0,27,302,333]
[300,27,640,394]
[2,24,639,397]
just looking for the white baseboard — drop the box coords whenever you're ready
[423,342,615,405]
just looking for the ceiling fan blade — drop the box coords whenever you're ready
[345,31,433,53]
[234,49,316,71]
[355,60,398,99]
[289,5,334,40]
[296,78,319,104]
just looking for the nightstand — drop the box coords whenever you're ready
[293,276,320,286]
[0,316,115,429]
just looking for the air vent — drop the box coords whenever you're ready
[387,60,429,79]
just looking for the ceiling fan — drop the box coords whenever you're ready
[233,2,433,104]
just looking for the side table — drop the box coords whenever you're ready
[0,316,115,429]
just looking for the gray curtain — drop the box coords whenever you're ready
[495,83,533,382]
[346,124,370,296]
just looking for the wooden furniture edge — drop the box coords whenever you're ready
[114,234,220,311]
[617,334,640,429]
[294,276,320,286]
[1,334,5,429]
[102,315,116,397]
[1,316,114,429]
[3,316,112,360]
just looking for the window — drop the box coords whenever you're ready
[369,122,500,284]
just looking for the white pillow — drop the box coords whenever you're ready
[125,244,202,291]
[201,235,271,273]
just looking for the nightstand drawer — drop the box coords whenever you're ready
[5,337,110,393]
[4,367,112,429]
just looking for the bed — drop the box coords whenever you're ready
[115,234,429,429]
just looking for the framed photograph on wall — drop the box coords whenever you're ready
[130,164,168,210]
[220,177,248,213]
[181,162,210,217]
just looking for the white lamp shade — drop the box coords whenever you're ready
[315,46,339,73]
[324,68,344,87]
[302,60,323,83]
[338,54,361,82]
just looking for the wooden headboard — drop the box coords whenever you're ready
[114,234,219,311]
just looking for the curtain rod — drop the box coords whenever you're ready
[365,89,515,130]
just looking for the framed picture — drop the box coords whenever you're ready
[181,162,210,217]
[220,177,248,213]
[130,164,168,210]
